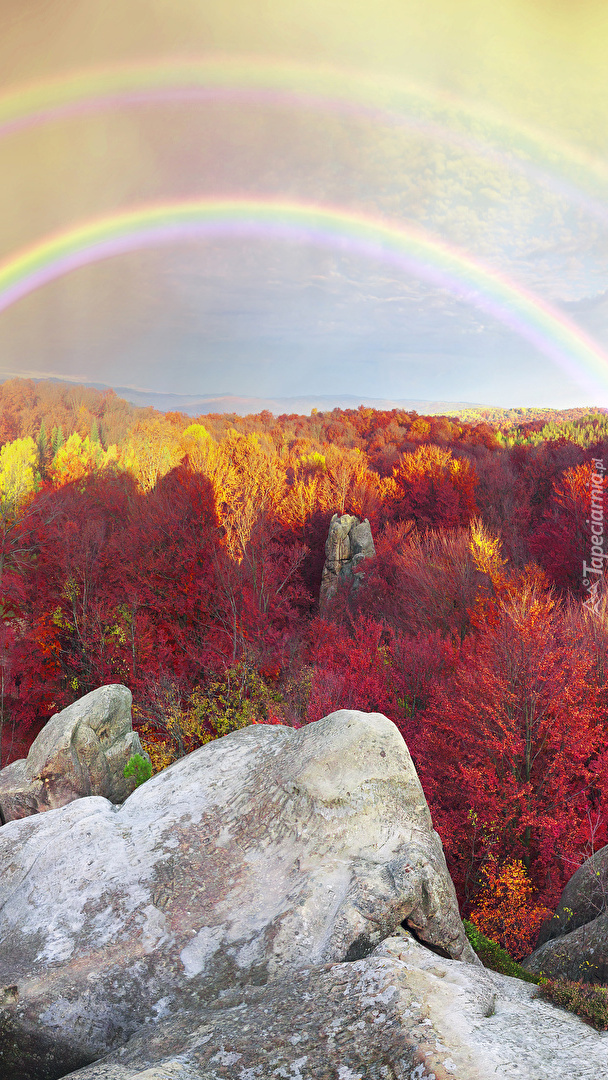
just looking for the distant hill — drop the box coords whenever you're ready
[0,374,603,434]
[83,386,490,417]
[53,384,606,425]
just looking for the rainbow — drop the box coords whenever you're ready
[0,198,606,398]
[1,58,607,223]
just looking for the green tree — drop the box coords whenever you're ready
[37,420,48,462]
[51,425,65,456]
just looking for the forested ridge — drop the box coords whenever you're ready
[1,376,608,959]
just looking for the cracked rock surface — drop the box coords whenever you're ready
[0,708,473,1079]
[319,513,375,605]
[63,932,608,1080]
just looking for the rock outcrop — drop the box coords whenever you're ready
[523,845,608,983]
[320,512,375,605]
[63,930,608,1080]
[0,685,146,823]
[0,707,475,1080]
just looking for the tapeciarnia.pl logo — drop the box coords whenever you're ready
[583,457,606,615]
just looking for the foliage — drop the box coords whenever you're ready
[534,980,608,1030]
[120,418,183,491]
[137,663,285,771]
[365,522,484,640]
[190,662,286,738]
[387,443,477,529]
[417,575,608,912]
[468,859,551,959]
[463,920,540,983]
[304,616,397,724]
[3,380,608,951]
[50,432,118,486]
[469,516,507,584]
[0,436,38,513]
[0,378,141,451]
[529,461,599,593]
[123,752,152,787]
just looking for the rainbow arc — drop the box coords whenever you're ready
[0,198,606,397]
[0,58,607,223]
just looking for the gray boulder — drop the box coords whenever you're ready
[63,931,608,1080]
[0,709,475,1080]
[523,845,608,983]
[0,684,146,823]
[320,512,376,605]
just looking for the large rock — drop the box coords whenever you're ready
[523,845,608,983]
[0,709,475,1080]
[320,512,376,605]
[0,685,145,823]
[63,931,608,1080]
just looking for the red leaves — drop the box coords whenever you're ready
[304,616,396,723]
[387,445,478,530]
[416,580,608,913]
[529,461,602,593]
[4,467,225,738]
[1,392,608,961]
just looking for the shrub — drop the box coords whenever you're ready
[464,920,540,983]
[535,980,608,1031]
[123,752,153,788]
[136,664,286,773]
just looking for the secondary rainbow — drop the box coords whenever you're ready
[0,198,606,397]
[1,58,607,223]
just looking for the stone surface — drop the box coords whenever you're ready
[523,844,608,983]
[0,709,474,1079]
[0,684,146,823]
[320,513,375,605]
[63,931,608,1080]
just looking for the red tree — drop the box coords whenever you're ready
[387,445,477,530]
[529,461,602,593]
[417,575,608,912]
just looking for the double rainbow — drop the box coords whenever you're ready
[0,58,607,225]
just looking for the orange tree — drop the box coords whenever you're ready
[469,859,551,959]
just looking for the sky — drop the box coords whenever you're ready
[1,1,608,409]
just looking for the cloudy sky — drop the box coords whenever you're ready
[1,0,608,409]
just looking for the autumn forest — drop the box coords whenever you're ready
[1,377,608,961]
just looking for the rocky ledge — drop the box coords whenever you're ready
[0,696,606,1080]
[62,930,608,1080]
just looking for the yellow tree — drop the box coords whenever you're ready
[282,451,326,528]
[50,433,117,486]
[0,436,39,605]
[180,423,215,472]
[0,436,38,514]
[120,418,184,492]
[469,859,550,959]
[469,517,507,588]
[213,432,287,560]
[324,445,382,519]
